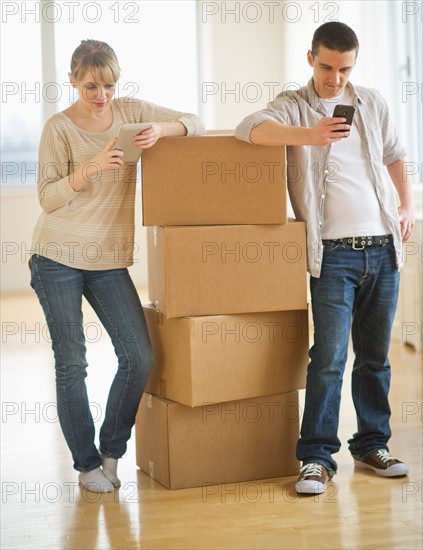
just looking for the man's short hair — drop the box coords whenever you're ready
[311,22,359,58]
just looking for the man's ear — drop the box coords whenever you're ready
[307,50,314,67]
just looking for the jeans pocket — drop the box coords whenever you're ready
[323,241,341,255]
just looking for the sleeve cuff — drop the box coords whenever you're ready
[384,147,407,166]
[178,116,205,136]
[235,118,269,144]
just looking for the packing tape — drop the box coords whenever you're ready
[155,307,164,325]
[147,394,153,409]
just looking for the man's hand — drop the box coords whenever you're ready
[249,118,350,147]
[398,205,415,242]
[387,159,416,242]
[309,117,351,146]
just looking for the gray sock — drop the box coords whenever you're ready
[79,467,115,493]
[100,454,121,488]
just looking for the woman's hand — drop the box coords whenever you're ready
[88,138,124,172]
[133,123,163,150]
[132,121,187,149]
[69,138,124,192]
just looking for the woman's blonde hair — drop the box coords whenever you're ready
[70,39,121,83]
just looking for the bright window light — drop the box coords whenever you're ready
[54,1,199,112]
[1,0,199,188]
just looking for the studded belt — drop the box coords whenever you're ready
[324,234,393,251]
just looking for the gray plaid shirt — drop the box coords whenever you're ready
[235,79,406,277]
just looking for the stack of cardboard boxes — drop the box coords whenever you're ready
[135,136,309,489]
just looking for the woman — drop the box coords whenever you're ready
[30,39,205,492]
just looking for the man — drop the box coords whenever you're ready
[235,21,415,494]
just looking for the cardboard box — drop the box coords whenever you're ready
[147,221,307,317]
[136,392,299,489]
[144,305,309,406]
[141,136,287,226]
[205,130,234,135]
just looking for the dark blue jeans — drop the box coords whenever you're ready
[30,255,153,472]
[296,241,400,474]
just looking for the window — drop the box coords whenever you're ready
[1,0,199,188]
[1,3,43,187]
[54,0,199,112]
[390,0,422,186]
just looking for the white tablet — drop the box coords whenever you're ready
[114,123,152,163]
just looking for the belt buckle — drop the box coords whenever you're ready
[352,237,365,250]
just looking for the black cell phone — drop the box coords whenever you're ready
[332,104,355,132]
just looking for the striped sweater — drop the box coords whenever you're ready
[31,97,205,269]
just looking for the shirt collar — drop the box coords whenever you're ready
[307,78,362,110]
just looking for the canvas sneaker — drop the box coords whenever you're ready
[354,449,409,477]
[295,463,331,494]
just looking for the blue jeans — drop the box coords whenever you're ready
[30,255,153,472]
[296,240,399,474]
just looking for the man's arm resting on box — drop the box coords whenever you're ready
[249,118,351,147]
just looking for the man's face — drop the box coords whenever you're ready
[307,46,357,98]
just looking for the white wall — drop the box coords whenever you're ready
[280,1,397,111]
[1,1,286,293]
[0,189,148,293]
[197,0,398,126]
[197,0,285,129]
[1,0,418,293]
[1,190,40,292]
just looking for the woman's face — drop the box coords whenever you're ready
[70,71,116,112]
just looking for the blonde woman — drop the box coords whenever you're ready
[30,40,205,492]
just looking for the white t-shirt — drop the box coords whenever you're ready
[320,88,389,239]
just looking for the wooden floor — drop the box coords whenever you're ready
[1,291,422,550]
